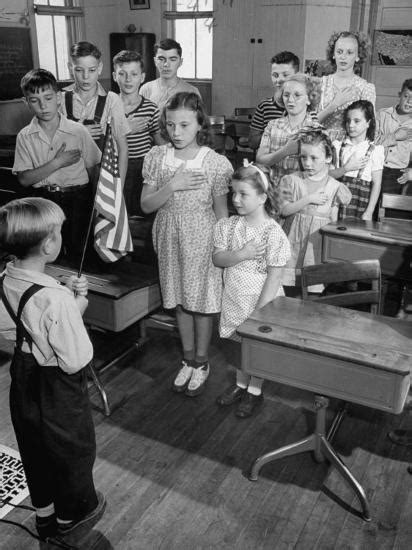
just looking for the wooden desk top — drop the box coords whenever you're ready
[46,262,159,299]
[237,297,412,375]
[321,219,412,246]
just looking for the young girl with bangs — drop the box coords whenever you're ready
[213,163,290,418]
[141,92,233,397]
[331,99,384,220]
[277,129,351,291]
[256,73,320,187]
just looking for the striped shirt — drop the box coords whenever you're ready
[250,97,285,133]
[125,98,160,159]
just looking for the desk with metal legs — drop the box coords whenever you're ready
[237,297,412,521]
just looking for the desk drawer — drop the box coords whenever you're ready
[322,235,412,281]
[241,338,410,414]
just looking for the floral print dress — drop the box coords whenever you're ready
[142,144,233,313]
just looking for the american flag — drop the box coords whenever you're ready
[94,123,133,262]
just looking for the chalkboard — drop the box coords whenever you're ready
[0,27,33,100]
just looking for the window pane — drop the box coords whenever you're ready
[34,1,49,5]
[35,14,57,75]
[54,16,70,79]
[50,0,66,6]
[196,18,212,79]
[175,19,195,79]
[175,0,212,12]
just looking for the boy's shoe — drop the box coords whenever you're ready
[35,514,57,540]
[57,491,106,537]
[185,363,210,397]
[216,384,246,406]
[236,392,264,418]
[173,360,194,393]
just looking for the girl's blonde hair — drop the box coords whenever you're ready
[231,163,277,219]
[281,73,321,111]
[0,197,65,259]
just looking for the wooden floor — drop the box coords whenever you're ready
[1,318,412,550]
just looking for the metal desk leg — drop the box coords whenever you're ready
[248,394,371,522]
[89,362,110,417]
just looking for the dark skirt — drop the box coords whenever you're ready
[340,175,370,219]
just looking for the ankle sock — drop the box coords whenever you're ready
[236,369,249,389]
[247,376,263,396]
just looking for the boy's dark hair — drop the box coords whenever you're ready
[232,164,277,218]
[401,79,412,93]
[70,41,102,61]
[160,92,211,146]
[0,198,65,259]
[270,51,300,71]
[113,50,145,72]
[154,38,182,57]
[343,99,376,141]
[20,69,58,97]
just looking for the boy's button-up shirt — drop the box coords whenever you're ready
[376,106,412,169]
[13,115,101,188]
[0,262,93,373]
[139,77,201,112]
[61,82,129,144]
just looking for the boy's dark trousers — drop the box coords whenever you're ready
[34,184,93,262]
[3,281,98,521]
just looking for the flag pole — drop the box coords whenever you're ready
[77,123,111,278]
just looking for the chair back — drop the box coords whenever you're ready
[234,107,255,119]
[378,193,412,222]
[301,260,382,314]
[209,115,226,153]
[209,115,225,131]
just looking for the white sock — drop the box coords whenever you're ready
[35,503,55,517]
[247,376,263,396]
[236,369,249,389]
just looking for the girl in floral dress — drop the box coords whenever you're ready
[213,163,290,418]
[141,92,233,397]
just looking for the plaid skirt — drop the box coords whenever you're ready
[340,175,370,219]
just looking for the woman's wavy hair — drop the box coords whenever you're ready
[231,163,277,219]
[160,92,212,146]
[280,73,321,111]
[326,31,371,74]
[343,99,376,141]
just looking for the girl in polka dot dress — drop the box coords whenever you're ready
[213,163,291,418]
[141,92,233,398]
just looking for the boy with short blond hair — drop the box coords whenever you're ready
[0,197,105,540]
[113,49,161,216]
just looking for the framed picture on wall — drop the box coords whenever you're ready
[129,0,150,10]
[372,30,412,66]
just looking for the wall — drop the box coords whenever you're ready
[368,0,412,109]
[83,0,162,90]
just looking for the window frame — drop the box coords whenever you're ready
[164,0,214,82]
[32,0,85,81]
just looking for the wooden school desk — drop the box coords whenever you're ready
[237,297,412,521]
[46,262,161,415]
[321,218,412,281]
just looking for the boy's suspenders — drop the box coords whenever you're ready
[0,276,43,352]
[64,91,107,150]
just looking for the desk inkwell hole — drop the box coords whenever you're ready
[258,325,272,333]
[337,226,347,231]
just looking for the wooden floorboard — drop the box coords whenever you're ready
[1,327,412,549]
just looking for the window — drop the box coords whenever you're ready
[33,0,84,80]
[165,1,213,80]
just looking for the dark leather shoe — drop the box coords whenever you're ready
[236,392,263,418]
[388,429,412,447]
[216,384,246,406]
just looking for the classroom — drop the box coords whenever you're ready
[0,1,412,549]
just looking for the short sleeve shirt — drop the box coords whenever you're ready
[13,115,101,188]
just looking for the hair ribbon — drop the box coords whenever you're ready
[243,159,269,192]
